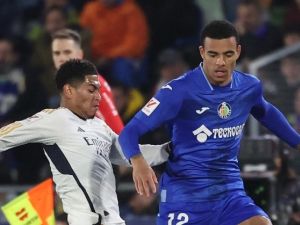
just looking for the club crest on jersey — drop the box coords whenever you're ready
[142,97,160,116]
[217,102,231,119]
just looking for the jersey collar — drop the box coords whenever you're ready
[199,62,235,91]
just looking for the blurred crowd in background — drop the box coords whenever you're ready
[0,0,300,224]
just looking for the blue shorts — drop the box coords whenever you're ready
[157,194,269,225]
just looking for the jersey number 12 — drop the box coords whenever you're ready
[168,212,189,225]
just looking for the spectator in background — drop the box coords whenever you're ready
[288,86,300,133]
[44,0,79,24]
[280,53,300,89]
[25,0,83,41]
[80,0,149,88]
[272,53,300,116]
[0,37,26,125]
[284,0,300,27]
[111,83,145,124]
[29,4,91,107]
[0,0,22,36]
[234,0,283,70]
[194,0,224,24]
[155,48,190,92]
[223,0,272,22]
[0,36,48,184]
[30,6,69,107]
[141,0,203,68]
[0,36,46,125]
[283,24,300,46]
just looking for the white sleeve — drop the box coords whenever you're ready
[139,142,170,166]
[109,128,131,166]
[110,137,131,166]
[110,134,169,166]
[0,109,57,151]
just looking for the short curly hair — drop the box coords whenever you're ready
[200,20,240,46]
[55,59,98,91]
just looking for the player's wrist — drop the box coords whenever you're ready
[130,154,146,165]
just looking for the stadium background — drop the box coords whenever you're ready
[0,0,300,224]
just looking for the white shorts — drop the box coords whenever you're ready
[67,211,126,225]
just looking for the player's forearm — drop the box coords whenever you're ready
[119,118,147,159]
[256,103,300,147]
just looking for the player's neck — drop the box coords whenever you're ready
[60,100,87,120]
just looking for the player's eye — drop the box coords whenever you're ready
[88,86,97,93]
[225,53,234,58]
[64,50,72,55]
[208,53,217,58]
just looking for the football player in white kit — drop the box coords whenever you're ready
[0,59,169,225]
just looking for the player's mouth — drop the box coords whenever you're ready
[92,104,99,109]
[215,69,227,77]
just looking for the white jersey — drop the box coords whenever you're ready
[0,108,168,225]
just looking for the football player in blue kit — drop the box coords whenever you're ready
[119,20,300,225]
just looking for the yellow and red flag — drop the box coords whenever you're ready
[1,178,55,225]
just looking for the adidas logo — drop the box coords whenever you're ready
[77,127,85,132]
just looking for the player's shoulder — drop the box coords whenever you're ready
[163,67,198,92]
[17,108,57,126]
[233,70,261,89]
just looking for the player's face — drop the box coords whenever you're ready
[52,39,83,69]
[70,75,101,119]
[199,37,241,86]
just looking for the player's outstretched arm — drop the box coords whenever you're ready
[110,138,160,197]
[0,109,56,151]
[118,118,161,197]
[251,96,300,148]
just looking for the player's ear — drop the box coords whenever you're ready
[63,84,73,98]
[78,49,84,59]
[199,46,204,59]
[236,44,241,60]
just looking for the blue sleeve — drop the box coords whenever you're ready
[119,83,184,159]
[251,84,300,148]
[118,118,149,159]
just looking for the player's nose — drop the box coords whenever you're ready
[95,91,101,102]
[216,56,225,65]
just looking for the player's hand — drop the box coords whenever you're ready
[130,154,158,197]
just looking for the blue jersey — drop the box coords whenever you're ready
[119,64,300,203]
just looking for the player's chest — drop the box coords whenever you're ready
[179,89,252,123]
[59,121,113,159]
